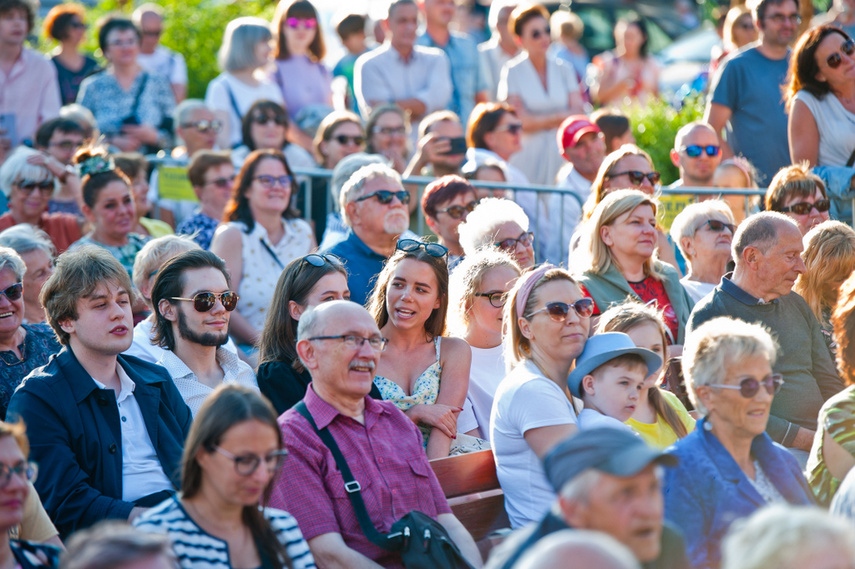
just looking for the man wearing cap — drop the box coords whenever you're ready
[667,121,722,191]
[485,428,689,569]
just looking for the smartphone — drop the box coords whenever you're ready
[0,114,17,148]
[441,137,467,156]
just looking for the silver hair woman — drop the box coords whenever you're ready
[457,197,535,269]
[0,224,55,324]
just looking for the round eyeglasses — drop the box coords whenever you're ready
[171,291,239,312]
[474,291,508,308]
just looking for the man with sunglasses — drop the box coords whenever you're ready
[7,246,192,538]
[150,250,257,417]
[667,121,721,190]
[687,212,845,458]
[132,3,187,103]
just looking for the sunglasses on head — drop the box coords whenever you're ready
[15,180,53,194]
[707,374,784,398]
[436,200,479,220]
[182,119,223,133]
[396,238,448,258]
[334,134,365,146]
[495,231,534,251]
[779,199,830,215]
[699,219,736,234]
[526,298,594,322]
[606,170,661,185]
[827,39,855,69]
[286,17,317,29]
[0,283,23,302]
[301,253,344,268]
[681,145,720,158]
[355,189,410,205]
[251,115,287,127]
[171,291,239,312]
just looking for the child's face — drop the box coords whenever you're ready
[624,321,665,389]
[344,31,367,54]
[584,364,646,422]
[712,165,748,189]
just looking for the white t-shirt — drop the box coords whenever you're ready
[205,73,284,148]
[137,46,187,86]
[490,359,578,528]
[466,344,506,441]
[577,408,635,433]
[680,278,717,305]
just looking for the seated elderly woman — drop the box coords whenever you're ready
[664,317,814,569]
[669,199,736,303]
[422,175,479,270]
[458,197,535,270]
[765,162,830,237]
[0,225,55,324]
[793,221,855,359]
[572,190,694,345]
[0,248,60,420]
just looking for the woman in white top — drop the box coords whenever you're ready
[210,150,315,349]
[787,25,855,167]
[447,248,521,440]
[491,264,592,528]
[206,18,284,149]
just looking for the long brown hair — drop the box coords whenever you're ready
[785,25,849,112]
[223,149,299,231]
[272,0,326,61]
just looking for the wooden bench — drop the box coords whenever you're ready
[430,449,510,557]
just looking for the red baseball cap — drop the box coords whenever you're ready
[558,115,601,158]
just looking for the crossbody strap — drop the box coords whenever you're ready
[847,147,855,168]
[130,72,149,118]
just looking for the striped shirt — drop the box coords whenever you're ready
[133,496,315,569]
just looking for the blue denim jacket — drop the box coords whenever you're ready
[813,166,855,225]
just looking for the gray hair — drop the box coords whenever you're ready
[682,317,777,414]
[173,99,212,130]
[0,247,28,281]
[0,146,52,199]
[673,120,717,152]
[131,235,201,302]
[0,224,55,258]
[330,153,388,214]
[732,211,797,260]
[339,163,403,226]
[218,17,272,73]
[62,521,178,569]
[721,505,855,569]
[458,198,530,256]
[557,468,603,504]
[669,199,735,260]
[515,530,641,569]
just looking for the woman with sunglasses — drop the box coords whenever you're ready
[422,176,479,269]
[492,265,591,528]
[134,384,315,569]
[459,197,536,270]
[663,317,813,569]
[786,25,855,169]
[211,150,315,354]
[0,225,55,325]
[669,200,736,304]
[43,3,100,105]
[466,102,529,187]
[233,101,317,175]
[573,190,694,347]
[765,163,830,237]
[447,249,521,440]
[367,239,473,459]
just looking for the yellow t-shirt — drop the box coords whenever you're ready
[625,389,696,449]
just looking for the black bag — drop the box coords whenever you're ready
[294,402,475,569]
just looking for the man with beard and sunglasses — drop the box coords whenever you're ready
[687,212,845,459]
[150,249,257,417]
[323,163,410,306]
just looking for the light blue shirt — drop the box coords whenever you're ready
[417,31,488,124]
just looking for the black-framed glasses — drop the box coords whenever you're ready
[0,283,23,302]
[708,374,784,398]
[765,13,801,25]
[254,175,292,189]
[171,291,239,312]
[308,334,389,351]
[681,145,720,158]
[0,461,37,489]
[698,219,736,234]
[203,176,235,189]
[334,134,365,146]
[526,298,594,321]
[605,170,661,185]
[15,180,53,194]
[495,231,534,251]
[397,239,449,258]
[495,123,523,135]
[827,39,855,69]
[182,119,222,133]
[214,446,288,476]
[251,115,287,127]
[475,291,508,308]
[779,199,831,215]
[436,200,479,220]
[355,189,410,205]
[301,253,344,268]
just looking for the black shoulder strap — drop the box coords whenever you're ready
[224,81,243,123]
[131,72,149,118]
[847,147,855,168]
[294,401,394,550]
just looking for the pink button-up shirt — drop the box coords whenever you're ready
[0,48,61,145]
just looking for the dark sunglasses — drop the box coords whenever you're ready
[475,291,507,308]
[496,123,523,135]
[606,170,661,185]
[530,26,550,39]
[699,219,736,234]
[779,199,831,215]
[251,115,287,127]
[15,180,53,194]
[681,145,720,158]
[334,134,365,146]
[204,176,235,189]
[0,283,23,302]
[436,200,479,220]
[495,231,534,250]
[526,298,595,322]
[708,374,784,398]
[396,239,448,258]
[301,253,344,268]
[286,17,317,29]
[827,39,855,69]
[183,119,223,133]
[355,189,410,205]
[171,291,239,312]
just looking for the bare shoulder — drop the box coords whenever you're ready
[440,336,472,359]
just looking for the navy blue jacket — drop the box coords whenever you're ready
[7,347,192,538]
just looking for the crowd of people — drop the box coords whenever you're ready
[5,0,855,567]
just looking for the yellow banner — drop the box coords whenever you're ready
[657,194,694,231]
[158,165,197,202]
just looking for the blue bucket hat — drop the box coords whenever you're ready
[567,332,662,398]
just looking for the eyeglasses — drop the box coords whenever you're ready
[0,283,23,302]
[765,13,801,25]
[251,115,287,127]
[827,39,855,69]
[374,126,407,136]
[142,29,163,37]
[214,446,288,476]
[495,123,523,135]
[334,134,365,146]
[69,21,87,29]
[308,334,389,351]
[301,253,344,268]
[171,291,239,312]
[203,176,235,189]
[15,180,53,195]
[475,291,507,308]
[605,170,661,185]
[254,175,292,189]
[182,119,223,133]
[495,231,534,251]
[779,199,831,215]
[107,38,138,47]
[735,20,755,30]
[436,200,479,220]
[707,374,784,398]
[526,298,595,321]
[530,26,550,40]
[286,17,317,29]
[0,461,37,489]
[397,238,449,257]
[681,145,721,158]
[48,140,83,150]
[355,189,410,205]
[698,219,736,234]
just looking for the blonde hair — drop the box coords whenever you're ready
[447,248,521,339]
[793,220,855,326]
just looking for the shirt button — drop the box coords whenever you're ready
[109,443,118,454]
[121,416,127,422]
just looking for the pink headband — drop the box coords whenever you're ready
[720,157,754,187]
[515,264,555,318]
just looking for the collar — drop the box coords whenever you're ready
[720,274,776,306]
[345,230,387,261]
[91,363,136,402]
[303,382,388,430]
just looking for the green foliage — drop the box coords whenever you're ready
[624,94,706,185]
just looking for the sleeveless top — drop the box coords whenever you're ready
[793,90,855,167]
[373,337,442,446]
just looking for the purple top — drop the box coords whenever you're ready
[270,56,332,120]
